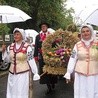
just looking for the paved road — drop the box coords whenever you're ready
[0,74,8,98]
[0,73,74,98]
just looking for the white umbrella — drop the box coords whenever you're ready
[48,28,55,34]
[40,28,55,34]
[25,29,38,45]
[0,5,31,23]
[78,6,98,26]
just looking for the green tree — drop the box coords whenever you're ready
[0,24,10,35]
[1,0,74,31]
[66,24,77,33]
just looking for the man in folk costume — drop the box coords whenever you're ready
[34,22,58,94]
[2,28,40,98]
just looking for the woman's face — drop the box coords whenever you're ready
[81,27,92,41]
[14,31,23,42]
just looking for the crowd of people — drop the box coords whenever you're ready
[2,23,98,98]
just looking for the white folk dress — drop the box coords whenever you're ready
[64,40,98,98]
[2,42,40,98]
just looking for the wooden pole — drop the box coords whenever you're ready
[40,72,47,77]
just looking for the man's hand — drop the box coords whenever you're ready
[66,79,71,84]
[2,44,6,52]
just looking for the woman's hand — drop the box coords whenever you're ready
[2,44,6,52]
[64,72,71,84]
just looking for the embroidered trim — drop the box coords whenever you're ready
[28,51,33,61]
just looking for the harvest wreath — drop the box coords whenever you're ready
[42,29,79,75]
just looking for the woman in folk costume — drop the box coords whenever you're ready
[34,22,58,94]
[64,24,98,98]
[2,28,40,98]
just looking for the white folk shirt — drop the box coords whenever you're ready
[2,42,40,80]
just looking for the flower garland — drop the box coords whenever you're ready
[42,29,79,75]
[92,42,98,49]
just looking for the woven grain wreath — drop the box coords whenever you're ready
[42,29,79,75]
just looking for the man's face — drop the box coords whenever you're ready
[41,24,48,32]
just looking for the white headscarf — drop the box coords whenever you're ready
[80,24,94,46]
[13,28,25,40]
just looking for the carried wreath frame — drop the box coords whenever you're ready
[42,29,79,75]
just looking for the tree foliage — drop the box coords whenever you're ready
[67,24,77,33]
[0,24,10,34]
[0,0,74,31]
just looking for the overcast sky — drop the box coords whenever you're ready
[66,0,98,24]
[66,0,98,15]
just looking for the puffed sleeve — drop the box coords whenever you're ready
[27,46,40,81]
[2,45,10,63]
[63,44,78,79]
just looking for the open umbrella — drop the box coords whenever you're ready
[0,5,32,43]
[25,29,38,45]
[0,5,31,23]
[47,28,55,34]
[77,6,98,26]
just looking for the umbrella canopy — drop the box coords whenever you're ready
[77,6,98,26]
[0,5,31,23]
[47,28,55,34]
[39,28,55,34]
[25,29,38,45]
[84,9,98,26]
